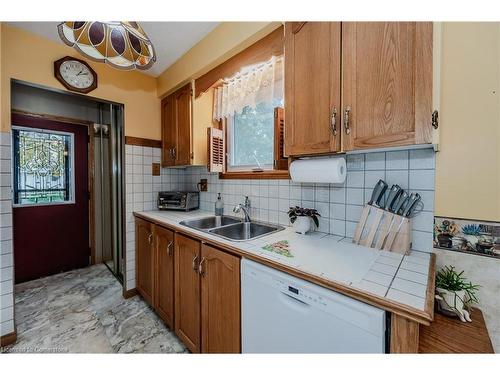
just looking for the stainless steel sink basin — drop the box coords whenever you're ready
[208,222,284,241]
[179,215,284,241]
[180,216,242,230]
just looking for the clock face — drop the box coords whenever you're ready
[59,60,94,90]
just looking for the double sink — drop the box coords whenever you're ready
[180,216,284,242]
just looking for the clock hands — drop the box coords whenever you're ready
[76,70,89,76]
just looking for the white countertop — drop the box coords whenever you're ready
[135,209,432,313]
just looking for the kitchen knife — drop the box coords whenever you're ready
[384,185,402,211]
[353,180,388,243]
[393,190,409,214]
[368,179,388,207]
[376,186,404,248]
[402,193,421,217]
[384,193,422,251]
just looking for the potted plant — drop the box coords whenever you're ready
[435,265,480,323]
[287,206,321,235]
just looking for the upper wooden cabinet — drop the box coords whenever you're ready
[161,83,192,167]
[285,22,341,156]
[341,22,433,150]
[284,22,433,155]
[161,95,176,167]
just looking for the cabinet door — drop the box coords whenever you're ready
[174,83,192,166]
[154,225,175,329]
[200,244,240,353]
[135,218,154,305]
[284,22,341,156]
[161,94,176,167]
[342,22,433,150]
[174,233,201,353]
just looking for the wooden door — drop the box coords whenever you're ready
[174,83,192,166]
[136,218,154,305]
[174,233,201,353]
[284,22,341,156]
[200,244,240,353]
[154,225,175,329]
[161,94,176,167]
[342,22,433,150]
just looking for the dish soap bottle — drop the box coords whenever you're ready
[215,193,224,216]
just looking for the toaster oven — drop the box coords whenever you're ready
[157,191,199,211]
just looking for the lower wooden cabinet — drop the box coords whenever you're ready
[154,225,175,329]
[136,219,241,353]
[135,218,154,306]
[200,244,240,353]
[174,233,202,353]
[135,219,175,329]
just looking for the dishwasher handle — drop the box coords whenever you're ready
[280,291,311,310]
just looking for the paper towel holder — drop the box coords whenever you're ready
[289,156,346,184]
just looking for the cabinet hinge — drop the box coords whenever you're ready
[432,110,439,129]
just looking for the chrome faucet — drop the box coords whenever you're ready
[233,196,251,222]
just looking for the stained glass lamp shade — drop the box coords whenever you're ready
[58,21,156,71]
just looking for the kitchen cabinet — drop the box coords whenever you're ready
[154,225,175,329]
[173,235,241,353]
[161,83,192,167]
[284,22,433,155]
[200,244,240,353]
[161,94,176,167]
[284,22,341,156]
[174,233,202,353]
[135,218,154,305]
[341,22,433,150]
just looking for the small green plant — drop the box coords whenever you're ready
[287,206,321,228]
[435,265,480,305]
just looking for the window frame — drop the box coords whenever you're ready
[12,125,76,207]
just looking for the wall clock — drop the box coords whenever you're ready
[54,56,98,94]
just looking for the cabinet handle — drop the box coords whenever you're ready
[147,233,153,245]
[192,255,199,272]
[344,106,351,135]
[198,257,206,277]
[172,147,176,159]
[330,107,338,136]
[167,240,173,256]
[168,148,173,159]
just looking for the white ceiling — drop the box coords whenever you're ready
[8,22,219,77]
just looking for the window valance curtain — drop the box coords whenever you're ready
[213,55,284,121]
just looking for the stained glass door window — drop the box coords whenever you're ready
[12,127,74,205]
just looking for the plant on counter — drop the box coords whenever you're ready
[288,206,321,235]
[435,265,480,323]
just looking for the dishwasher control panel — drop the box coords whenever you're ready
[276,278,328,308]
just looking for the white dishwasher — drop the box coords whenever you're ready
[241,259,386,353]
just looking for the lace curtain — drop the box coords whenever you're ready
[213,55,284,121]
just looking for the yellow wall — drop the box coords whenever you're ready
[157,22,281,97]
[435,22,500,221]
[0,24,160,140]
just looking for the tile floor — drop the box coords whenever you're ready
[2,264,186,353]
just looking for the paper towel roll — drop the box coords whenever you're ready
[290,157,346,184]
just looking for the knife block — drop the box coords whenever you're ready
[353,206,412,255]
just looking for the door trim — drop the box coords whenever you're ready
[11,109,96,265]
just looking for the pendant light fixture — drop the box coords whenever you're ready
[58,21,156,71]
